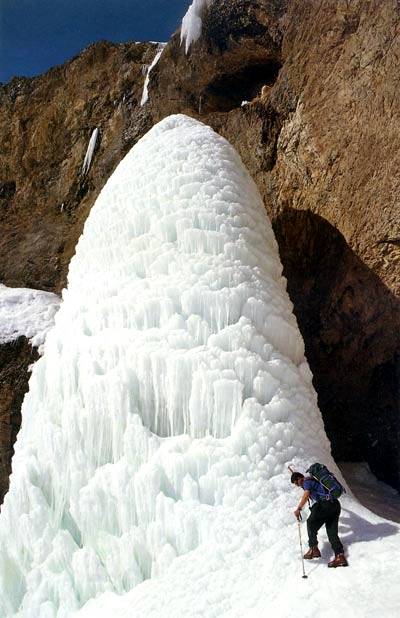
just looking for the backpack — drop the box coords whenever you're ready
[306,463,345,500]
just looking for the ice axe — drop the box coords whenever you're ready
[288,465,308,578]
[297,520,308,579]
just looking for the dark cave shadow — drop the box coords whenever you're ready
[273,208,400,490]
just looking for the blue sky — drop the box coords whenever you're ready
[0,0,189,83]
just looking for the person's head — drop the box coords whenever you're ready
[291,472,304,488]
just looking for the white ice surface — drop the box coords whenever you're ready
[140,43,166,106]
[181,0,211,53]
[0,115,399,618]
[82,128,99,176]
[0,284,60,347]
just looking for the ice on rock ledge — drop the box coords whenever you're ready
[0,114,332,617]
[181,0,212,53]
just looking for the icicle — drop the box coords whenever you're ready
[140,43,166,106]
[81,128,99,176]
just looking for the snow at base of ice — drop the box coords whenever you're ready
[140,43,166,106]
[339,462,400,524]
[181,0,211,53]
[0,284,60,348]
[0,115,399,618]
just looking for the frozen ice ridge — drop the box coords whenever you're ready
[1,115,398,618]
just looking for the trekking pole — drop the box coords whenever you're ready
[297,519,308,579]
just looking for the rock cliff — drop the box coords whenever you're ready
[0,0,399,499]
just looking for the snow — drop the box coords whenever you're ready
[140,43,166,106]
[181,0,211,53]
[339,462,400,524]
[82,128,99,176]
[0,284,60,348]
[0,114,399,618]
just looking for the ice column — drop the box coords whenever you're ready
[0,114,330,617]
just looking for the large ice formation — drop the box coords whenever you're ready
[1,115,399,618]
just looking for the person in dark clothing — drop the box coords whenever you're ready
[291,471,348,568]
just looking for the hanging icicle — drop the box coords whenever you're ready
[140,43,166,106]
[82,127,99,176]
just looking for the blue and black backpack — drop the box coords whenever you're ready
[306,463,345,500]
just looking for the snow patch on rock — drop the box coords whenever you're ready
[0,284,60,348]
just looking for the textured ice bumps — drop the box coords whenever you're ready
[65,113,309,441]
[0,115,329,616]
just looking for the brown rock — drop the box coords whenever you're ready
[0,339,38,502]
[0,40,155,293]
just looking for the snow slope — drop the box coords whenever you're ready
[0,115,398,618]
[339,462,400,524]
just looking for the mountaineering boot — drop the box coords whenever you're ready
[328,553,348,568]
[303,546,321,559]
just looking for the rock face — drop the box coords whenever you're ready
[0,40,156,293]
[0,339,38,503]
[0,0,399,495]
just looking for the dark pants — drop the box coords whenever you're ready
[307,499,343,555]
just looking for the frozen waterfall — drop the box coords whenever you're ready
[2,115,397,618]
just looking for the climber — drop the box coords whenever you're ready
[291,471,348,568]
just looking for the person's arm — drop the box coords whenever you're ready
[294,490,310,520]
